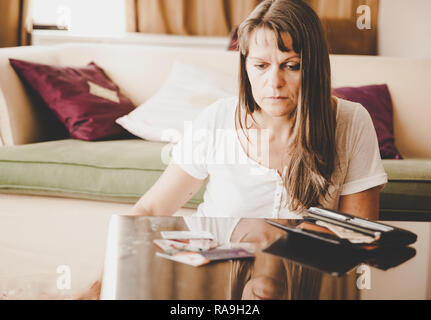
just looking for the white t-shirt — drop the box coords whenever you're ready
[171,96,388,219]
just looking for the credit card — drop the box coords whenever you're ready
[160,231,214,240]
[156,252,210,267]
[316,220,378,244]
[200,248,254,261]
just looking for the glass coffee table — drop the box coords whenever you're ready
[100,215,431,300]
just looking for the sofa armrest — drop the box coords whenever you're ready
[0,45,64,146]
[0,86,14,147]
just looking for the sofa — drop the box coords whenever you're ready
[0,42,430,298]
[0,43,430,221]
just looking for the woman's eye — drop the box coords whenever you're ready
[287,63,301,71]
[254,64,267,70]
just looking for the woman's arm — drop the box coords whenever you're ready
[338,185,384,221]
[72,162,206,300]
[131,162,206,216]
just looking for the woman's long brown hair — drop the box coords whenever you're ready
[237,0,337,211]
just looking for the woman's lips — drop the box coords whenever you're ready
[266,96,288,100]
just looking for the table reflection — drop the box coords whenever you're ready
[101,215,421,300]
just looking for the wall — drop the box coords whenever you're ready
[378,0,431,58]
[32,0,126,35]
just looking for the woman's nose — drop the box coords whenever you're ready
[268,67,285,89]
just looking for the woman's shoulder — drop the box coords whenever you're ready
[212,96,239,112]
[335,97,373,129]
[334,97,377,156]
[194,96,238,127]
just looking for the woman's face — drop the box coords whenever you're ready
[246,28,301,119]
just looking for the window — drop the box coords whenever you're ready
[32,0,126,35]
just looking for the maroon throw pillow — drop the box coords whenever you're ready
[333,84,402,159]
[9,58,136,141]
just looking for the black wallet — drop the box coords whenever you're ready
[263,234,416,276]
[263,207,417,276]
[263,207,418,276]
[265,207,417,250]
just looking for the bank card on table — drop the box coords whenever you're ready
[156,252,210,267]
[160,231,214,240]
[155,248,254,267]
[153,239,219,253]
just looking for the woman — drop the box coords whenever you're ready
[77,1,388,299]
[131,0,387,221]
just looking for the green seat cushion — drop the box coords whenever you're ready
[0,139,205,208]
[0,140,429,219]
[380,159,431,219]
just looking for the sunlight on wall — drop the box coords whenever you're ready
[379,0,431,58]
[32,0,126,35]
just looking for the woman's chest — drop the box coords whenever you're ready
[238,132,289,176]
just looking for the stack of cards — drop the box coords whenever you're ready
[154,231,254,267]
[315,220,378,244]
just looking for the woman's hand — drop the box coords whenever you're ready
[338,185,383,220]
[230,219,287,244]
[131,162,206,216]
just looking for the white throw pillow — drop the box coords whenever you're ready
[116,60,237,143]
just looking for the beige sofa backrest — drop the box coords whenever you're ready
[0,45,61,146]
[330,55,431,159]
[0,43,430,158]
